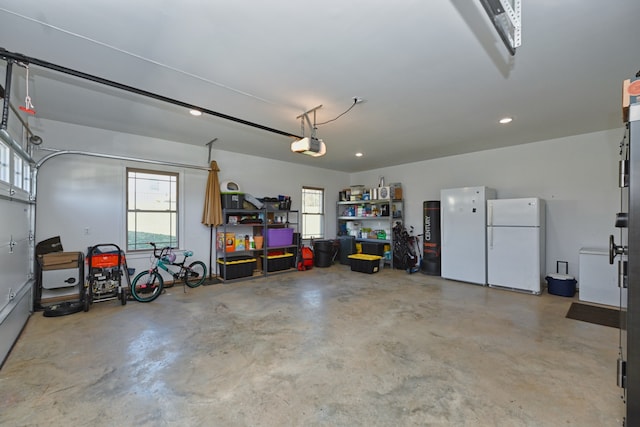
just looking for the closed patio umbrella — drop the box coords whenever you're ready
[202,160,223,281]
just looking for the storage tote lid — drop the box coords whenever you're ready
[348,254,382,261]
[546,273,575,281]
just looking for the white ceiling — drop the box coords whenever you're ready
[0,1,639,172]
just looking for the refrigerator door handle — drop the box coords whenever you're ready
[489,226,493,249]
[488,202,494,249]
[488,203,493,227]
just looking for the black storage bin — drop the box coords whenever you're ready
[361,241,385,257]
[221,192,245,209]
[339,236,355,265]
[217,256,256,279]
[261,253,295,272]
[348,254,382,274]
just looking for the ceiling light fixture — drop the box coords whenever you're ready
[499,117,513,124]
[355,152,363,157]
[292,105,326,157]
[189,109,202,116]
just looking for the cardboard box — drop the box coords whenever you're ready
[235,233,248,251]
[390,183,402,200]
[39,251,82,270]
[216,232,236,252]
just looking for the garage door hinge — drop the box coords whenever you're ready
[618,358,627,388]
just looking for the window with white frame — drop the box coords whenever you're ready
[127,168,178,251]
[0,141,9,183]
[22,161,31,193]
[13,153,22,188]
[301,186,324,239]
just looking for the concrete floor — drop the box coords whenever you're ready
[0,265,625,426]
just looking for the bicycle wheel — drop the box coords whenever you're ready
[131,270,164,302]
[184,261,207,288]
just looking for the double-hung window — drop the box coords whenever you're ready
[0,141,9,183]
[301,186,324,240]
[127,169,178,251]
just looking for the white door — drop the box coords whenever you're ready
[487,226,541,293]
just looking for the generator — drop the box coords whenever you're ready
[84,244,130,310]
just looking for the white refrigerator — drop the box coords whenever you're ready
[441,186,496,285]
[486,198,546,294]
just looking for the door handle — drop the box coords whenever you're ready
[609,234,628,265]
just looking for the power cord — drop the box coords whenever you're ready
[315,98,361,126]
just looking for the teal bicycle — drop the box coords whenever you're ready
[130,242,207,302]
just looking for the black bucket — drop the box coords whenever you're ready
[314,240,335,268]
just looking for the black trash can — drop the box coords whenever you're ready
[339,236,355,265]
[314,240,335,268]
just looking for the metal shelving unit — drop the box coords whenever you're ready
[336,199,403,268]
[217,208,299,282]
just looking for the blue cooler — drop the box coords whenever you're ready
[545,273,577,297]
[546,261,576,297]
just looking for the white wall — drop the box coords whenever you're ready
[33,120,348,276]
[351,129,623,280]
[33,119,623,282]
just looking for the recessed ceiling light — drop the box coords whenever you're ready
[190,109,203,117]
[355,152,363,157]
[499,117,513,124]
